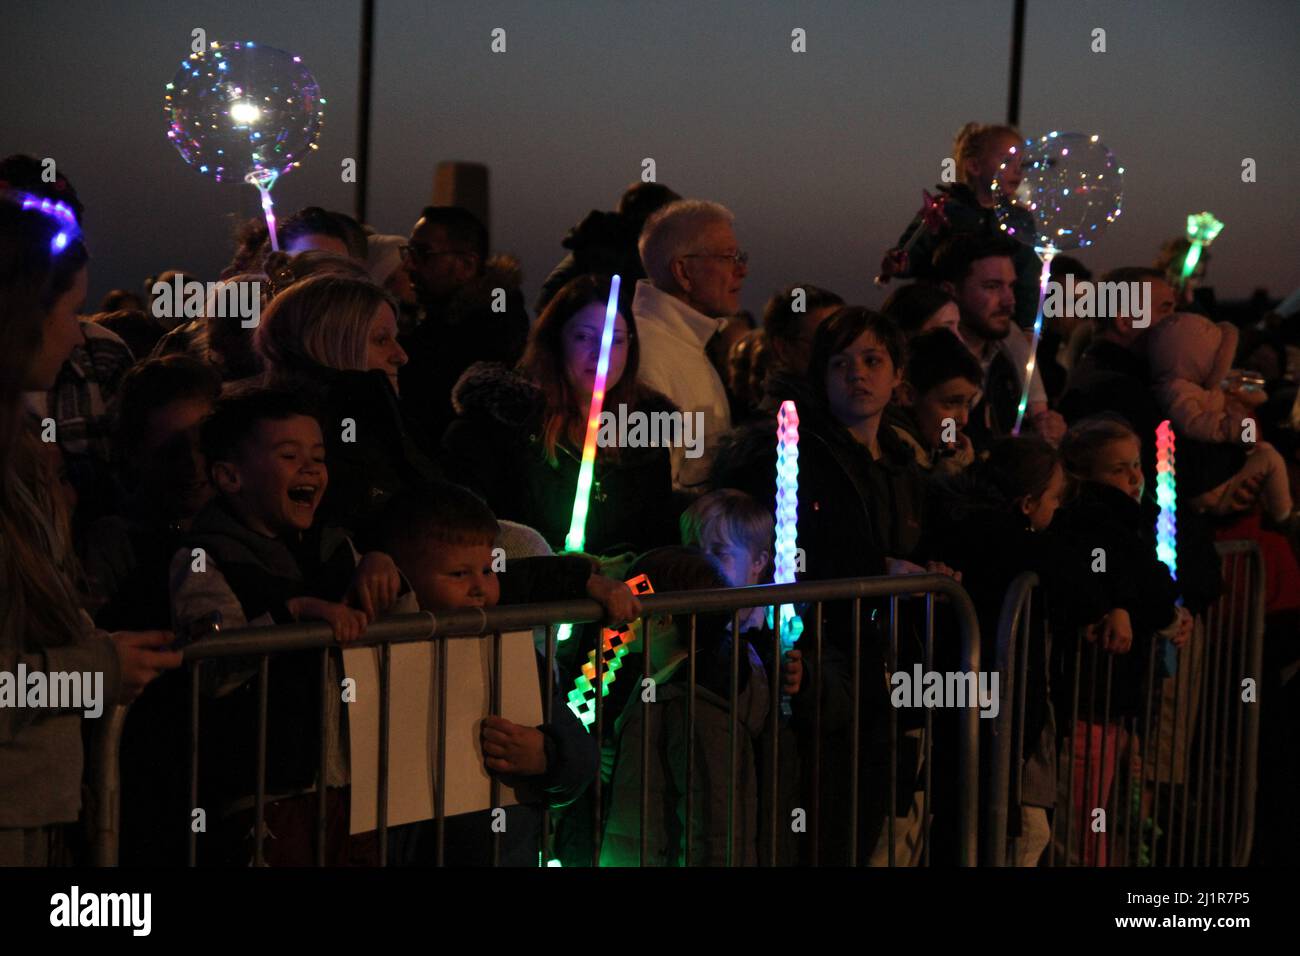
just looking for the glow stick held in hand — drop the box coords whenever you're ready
[566,575,654,730]
[556,274,622,642]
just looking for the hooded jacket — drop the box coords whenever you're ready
[1147,312,1242,443]
[440,362,680,555]
[599,639,769,866]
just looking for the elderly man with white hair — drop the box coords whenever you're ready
[633,199,748,490]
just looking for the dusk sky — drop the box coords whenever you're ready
[4,0,1297,312]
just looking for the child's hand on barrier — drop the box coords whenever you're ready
[482,716,548,776]
[782,648,803,696]
[1095,608,1133,654]
[586,573,642,625]
[110,630,184,703]
[288,596,369,643]
[347,551,402,621]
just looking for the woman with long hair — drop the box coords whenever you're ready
[0,194,180,866]
[441,273,679,556]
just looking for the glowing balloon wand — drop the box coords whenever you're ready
[556,274,622,642]
[1011,250,1056,436]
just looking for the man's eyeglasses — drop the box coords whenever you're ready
[399,244,470,264]
[681,250,749,268]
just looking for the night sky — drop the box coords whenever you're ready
[4,0,1297,312]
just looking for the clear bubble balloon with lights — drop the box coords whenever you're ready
[163,40,325,250]
[991,131,1125,433]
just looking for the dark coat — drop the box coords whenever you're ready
[277,365,443,548]
[1046,481,1181,720]
[1057,338,1224,613]
[535,210,645,315]
[179,498,359,804]
[440,362,680,555]
[600,640,769,866]
[895,182,1041,331]
[399,259,531,448]
[711,402,926,583]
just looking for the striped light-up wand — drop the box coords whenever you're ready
[566,575,654,730]
[1155,420,1177,579]
[556,274,622,642]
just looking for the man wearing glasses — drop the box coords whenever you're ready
[398,206,529,446]
[633,199,748,491]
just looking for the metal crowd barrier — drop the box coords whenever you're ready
[986,540,1265,866]
[89,574,981,867]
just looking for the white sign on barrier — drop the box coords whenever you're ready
[344,631,542,834]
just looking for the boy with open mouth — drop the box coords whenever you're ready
[169,387,409,865]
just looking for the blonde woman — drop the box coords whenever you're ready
[0,193,181,866]
[252,274,439,542]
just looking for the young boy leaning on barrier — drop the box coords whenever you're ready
[377,481,640,866]
[599,546,771,867]
[169,387,411,866]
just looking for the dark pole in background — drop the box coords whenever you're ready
[1007,0,1026,127]
[355,0,375,223]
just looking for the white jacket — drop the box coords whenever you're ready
[631,280,731,490]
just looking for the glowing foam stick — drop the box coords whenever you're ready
[554,275,622,642]
[1155,420,1177,579]
[1010,250,1056,436]
[769,401,804,717]
[1179,212,1224,287]
[567,575,654,730]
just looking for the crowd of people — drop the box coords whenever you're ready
[1,119,1297,868]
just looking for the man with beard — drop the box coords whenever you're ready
[934,235,1066,449]
[397,206,529,447]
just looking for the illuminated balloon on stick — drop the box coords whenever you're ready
[992,131,1125,435]
[164,40,325,250]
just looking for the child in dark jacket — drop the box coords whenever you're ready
[169,389,407,865]
[926,437,1067,866]
[1050,417,1194,866]
[680,490,807,865]
[599,547,770,866]
[378,482,635,866]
